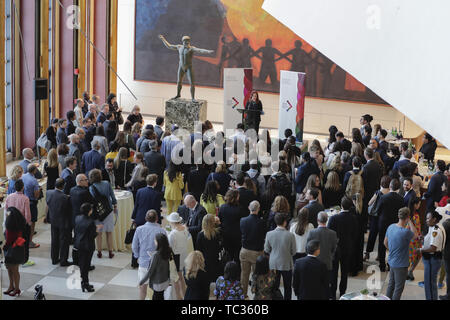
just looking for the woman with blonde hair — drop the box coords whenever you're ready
[184,251,210,300]
[303,174,322,204]
[322,171,344,209]
[324,154,343,185]
[7,165,24,195]
[351,142,365,164]
[244,176,258,196]
[196,214,222,284]
[131,122,142,146]
[44,148,62,190]
[267,195,291,231]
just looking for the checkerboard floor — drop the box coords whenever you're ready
[1,216,446,300]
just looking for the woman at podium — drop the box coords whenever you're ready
[244,91,263,134]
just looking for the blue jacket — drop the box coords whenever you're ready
[131,186,162,226]
[295,161,320,194]
[424,171,446,210]
[81,149,105,175]
[392,159,410,176]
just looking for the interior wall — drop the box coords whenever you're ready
[117,0,423,139]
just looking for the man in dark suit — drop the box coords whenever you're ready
[402,177,416,206]
[293,240,329,300]
[82,118,95,148]
[66,111,77,136]
[144,140,166,192]
[102,159,117,188]
[61,156,77,195]
[376,178,405,271]
[391,144,411,177]
[131,174,162,227]
[70,174,94,224]
[57,119,69,145]
[235,172,257,216]
[305,188,324,228]
[178,194,207,249]
[81,140,105,175]
[294,152,320,194]
[307,211,337,298]
[187,163,210,202]
[46,178,73,266]
[424,160,447,211]
[327,197,358,299]
[335,131,352,154]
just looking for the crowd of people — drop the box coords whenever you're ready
[2,100,450,301]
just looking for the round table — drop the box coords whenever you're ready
[100,190,134,252]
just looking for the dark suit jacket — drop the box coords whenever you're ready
[293,256,329,300]
[187,167,211,202]
[66,121,76,136]
[305,201,325,228]
[376,191,405,226]
[363,159,382,201]
[81,149,105,175]
[132,186,162,226]
[102,168,118,188]
[237,187,257,217]
[295,161,320,194]
[144,151,166,188]
[306,226,337,270]
[327,210,358,256]
[424,171,446,210]
[56,127,68,145]
[74,215,97,252]
[70,186,94,218]
[177,203,207,246]
[218,203,245,250]
[392,159,410,176]
[339,139,352,154]
[46,189,72,229]
[403,189,417,207]
[61,168,76,195]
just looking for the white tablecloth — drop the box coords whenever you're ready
[99,190,134,252]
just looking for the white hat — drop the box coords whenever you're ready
[167,212,183,223]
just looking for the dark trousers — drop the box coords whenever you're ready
[24,224,31,263]
[378,222,390,268]
[445,258,450,297]
[274,270,292,300]
[78,249,94,284]
[51,225,70,263]
[153,290,165,300]
[330,252,350,299]
[366,215,379,253]
[351,214,364,273]
[225,245,242,271]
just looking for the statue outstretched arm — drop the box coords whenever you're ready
[192,47,214,55]
[159,35,178,51]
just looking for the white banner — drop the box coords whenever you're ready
[223,68,253,132]
[278,70,306,141]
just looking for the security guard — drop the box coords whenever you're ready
[420,211,446,300]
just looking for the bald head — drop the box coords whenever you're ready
[184,195,197,208]
[22,148,34,160]
[76,174,88,187]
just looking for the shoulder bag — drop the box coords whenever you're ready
[91,184,113,221]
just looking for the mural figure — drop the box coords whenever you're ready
[280,40,312,73]
[254,39,283,88]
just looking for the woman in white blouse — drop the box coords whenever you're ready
[167,212,189,300]
[289,207,314,264]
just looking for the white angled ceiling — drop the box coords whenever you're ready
[262,0,450,148]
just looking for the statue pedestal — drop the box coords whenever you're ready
[165,99,207,133]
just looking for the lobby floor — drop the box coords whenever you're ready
[1,209,446,300]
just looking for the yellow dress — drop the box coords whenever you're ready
[200,194,225,215]
[164,171,184,201]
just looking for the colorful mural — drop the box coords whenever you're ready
[135,0,387,104]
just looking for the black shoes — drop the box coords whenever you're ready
[406,272,415,281]
[81,283,95,293]
[52,259,60,265]
[89,265,95,271]
[60,261,74,267]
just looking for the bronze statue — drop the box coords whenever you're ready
[159,35,214,103]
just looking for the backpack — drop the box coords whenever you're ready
[345,170,364,212]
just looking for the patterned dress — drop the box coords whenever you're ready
[407,212,422,265]
[214,276,245,300]
[251,270,276,300]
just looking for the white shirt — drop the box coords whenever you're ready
[168,228,190,269]
[424,225,445,252]
[290,222,314,253]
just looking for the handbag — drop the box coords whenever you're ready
[124,223,136,245]
[91,185,113,221]
[37,132,51,150]
[368,191,381,217]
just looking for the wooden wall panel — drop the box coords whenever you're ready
[0,0,6,175]
[59,0,74,117]
[93,0,107,102]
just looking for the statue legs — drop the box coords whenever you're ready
[186,68,196,103]
[173,68,185,100]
